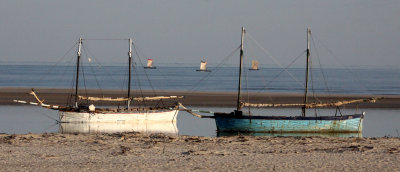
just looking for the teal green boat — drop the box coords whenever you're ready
[213,27,379,134]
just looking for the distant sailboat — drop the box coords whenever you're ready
[196,60,211,72]
[144,59,156,69]
[249,60,259,70]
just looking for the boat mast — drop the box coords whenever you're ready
[302,28,311,116]
[127,38,132,109]
[74,38,82,108]
[236,27,245,111]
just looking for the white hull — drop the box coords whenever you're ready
[59,109,179,123]
[59,121,178,135]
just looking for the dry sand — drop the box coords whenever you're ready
[0,133,399,171]
[2,87,400,108]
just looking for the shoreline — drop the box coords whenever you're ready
[0,133,399,171]
[1,87,400,108]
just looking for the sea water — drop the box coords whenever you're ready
[1,64,400,95]
[0,105,399,137]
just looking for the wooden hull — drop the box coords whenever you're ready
[214,112,364,133]
[217,131,362,137]
[59,121,178,135]
[59,109,179,123]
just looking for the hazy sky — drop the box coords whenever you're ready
[1,0,400,67]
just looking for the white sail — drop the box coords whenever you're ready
[200,61,207,71]
[147,59,153,67]
[251,60,259,70]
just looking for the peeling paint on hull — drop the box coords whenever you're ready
[214,113,364,133]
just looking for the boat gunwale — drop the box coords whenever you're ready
[214,112,364,120]
[59,105,179,113]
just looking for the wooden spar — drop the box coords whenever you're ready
[75,38,82,108]
[13,99,62,110]
[78,95,184,102]
[79,96,128,101]
[127,38,132,109]
[178,103,215,118]
[20,90,183,111]
[133,96,184,101]
[242,97,382,108]
[302,28,311,117]
[236,27,245,111]
[29,89,44,105]
[15,90,64,110]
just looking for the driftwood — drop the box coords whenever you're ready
[178,103,214,118]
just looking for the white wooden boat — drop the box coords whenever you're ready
[59,121,179,135]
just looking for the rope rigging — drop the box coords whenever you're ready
[247,33,306,88]
[311,33,374,94]
[82,45,104,97]
[310,33,332,96]
[131,42,168,108]
[26,38,181,108]
[256,50,306,93]
[186,45,241,93]
[238,29,380,115]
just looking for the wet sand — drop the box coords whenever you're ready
[1,87,400,108]
[0,133,399,171]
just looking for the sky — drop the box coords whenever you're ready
[1,0,400,68]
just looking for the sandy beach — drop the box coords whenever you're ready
[2,87,400,171]
[1,87,400,108]
[0,133,399,171]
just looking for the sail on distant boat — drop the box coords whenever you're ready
[196,60,211,72]
[144,58,156,69]
[249,60,259,70]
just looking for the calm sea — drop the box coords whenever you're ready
[1,64,400,95]
[0,106,399,137]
